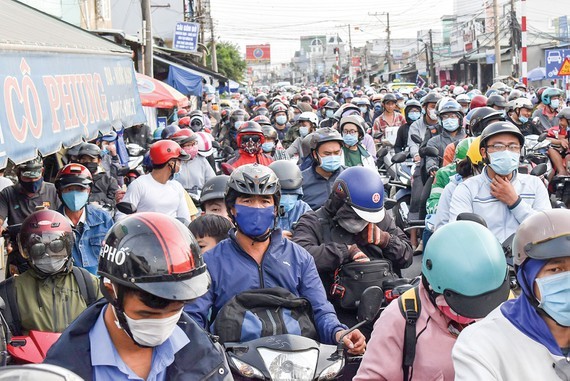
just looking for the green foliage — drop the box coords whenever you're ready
[208,41,246,82]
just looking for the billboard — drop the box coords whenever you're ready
[173,22,199,52]
[246,45,271,64]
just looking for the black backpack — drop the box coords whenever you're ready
[212,287,318,344]
[0,266,98,336]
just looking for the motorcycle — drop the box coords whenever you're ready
[224,286,384,381]
[124,143,146,185]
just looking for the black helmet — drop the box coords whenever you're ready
[17,157,43,178]
[98,212,210,301]
[421,92,442,107]
[310,127,344,151]
[486,94,507,108]
[66,143,85,159]
[324,100,340,110]
[269,161,303,192]
[200,175,230,203]
[414,89,427,100]
[382,93,397,104]
[230,109,248,129]
[78,143,101,159]
[255,94,268,104]
[238,121,263,135]
[479,121,525,148]
[469,107,505,137]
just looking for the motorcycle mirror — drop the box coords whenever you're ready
[419,146,439,158]
[357,286,384,323]
[391,152,408,164]
[377,147,389,159]
[384,198,397,210]
[411,134,423,144]
[373,132,383,140]
[530,163,547,177]
[537,132,547,142]
[502,233,515,258]
[212,141,221,149]
[223,146,235,156]
[456,212,487,227]
[116,202,137,215]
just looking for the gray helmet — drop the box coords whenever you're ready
[382,93,397,104]
[226,163,281,200]
[78,143,101,158]
[310,127,344,150]
[339,115,366,139]
[486,94,507,108]
[438,99,464,118]
[557,107,570,121]
[421,92,442,107]
[200,175,230,203]
[269,161,303,194]
[507,89,523,102]
[479,121,525,148]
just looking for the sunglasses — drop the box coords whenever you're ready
[242,135,261,143]
[29,239,66,258]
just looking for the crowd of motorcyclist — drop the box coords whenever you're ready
[0,80,568,380]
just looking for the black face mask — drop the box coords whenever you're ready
[20,178,43,193]
[84,162,98,175]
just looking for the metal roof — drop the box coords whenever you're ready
[0,0,132,56]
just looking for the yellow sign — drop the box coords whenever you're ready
[558,58,570,76]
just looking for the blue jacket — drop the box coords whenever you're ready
[58,205,114,269]
[185,228,346,345]
[301,165,345,210]
[277,200,313,231]
[44,300,231,381]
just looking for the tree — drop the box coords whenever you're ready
[208,41,246,82]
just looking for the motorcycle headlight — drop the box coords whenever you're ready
[318,357,344,380]
[229,356,264,379]
[257,347,318,380]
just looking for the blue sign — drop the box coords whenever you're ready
[545,49,570,79]
[157,116,167,129]
[416,74,426,88]
[0,52,146,168]
[173,22,199,52]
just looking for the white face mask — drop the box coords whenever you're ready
[119,306,183,347]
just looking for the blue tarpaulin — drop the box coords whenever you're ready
[166,65,204,96]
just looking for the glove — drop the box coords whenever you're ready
[363,223,391,248]
[428,166,439,176]
[347,244,369,262]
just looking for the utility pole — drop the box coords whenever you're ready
[521,0,528,86]
[510,0,517,77]
[210,16,217,72]
[369,12,392,72]
[196,0,206,66]
[348,24,353,84]
[141,0,153,76]
[429,29,436,85]
[493,0,501,79]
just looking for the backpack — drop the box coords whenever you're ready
[0,266,98,336]
[398,286,422,381]
[212,287,318,344]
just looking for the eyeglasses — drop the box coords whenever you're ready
[487,143,521,152]
[343,130,359,135]
[29,239,66,258]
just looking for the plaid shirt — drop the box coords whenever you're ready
[372,112,406,135]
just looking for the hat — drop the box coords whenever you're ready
[18,158,43,178]
[298,102,314,113]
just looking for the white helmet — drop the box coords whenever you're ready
[513,97,533,111]
[453,86,466,96]
[456,94,471,104]
[298,112,319,127]
[195,131,215,157]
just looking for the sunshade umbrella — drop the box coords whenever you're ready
[135,72,189,108]
[527,67,546,82]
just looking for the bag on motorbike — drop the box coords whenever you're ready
[212,287,318,344]
[331,259,398,310]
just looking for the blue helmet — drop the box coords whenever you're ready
[152,127,165,141]
[422,221,510,318]
[541,87,562,106]
[332,167,385,223]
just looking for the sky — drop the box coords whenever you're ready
[210,0,454,64]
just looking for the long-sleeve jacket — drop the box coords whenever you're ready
[406,117,440,158]
[425,128,466,171]
[449,168,551,242]
[89,172,119,208]
[354,283,457,381]
[292,201,412,289]
[301,165,345,210]
[184,229,346,345]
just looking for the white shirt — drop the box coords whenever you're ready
[119,174,190,221]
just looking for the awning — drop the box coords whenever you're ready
[0,0,146,168]
[136,73,189,108]
[153,55,204,96]
[436,56,462,70]
[466,48,511,62]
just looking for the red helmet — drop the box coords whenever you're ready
[177,109,188,117]
[318,97,331,109]
[149,140,189,165]
[470,95,488,109]
[252,115,272,126]
[170,129,197,146]
[18,210,74,275]
[55,163,92,190]
[178,116,191,127]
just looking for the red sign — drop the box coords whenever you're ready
[246,45,271,64]
[351,56,361,67]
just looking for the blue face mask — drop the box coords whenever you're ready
[279,194,298,214]
[62,190,89,212]
[234,121,244,130]
[442,118,460,132]
[408,111,421,121]
[535,271,570,326]
[20,178,43,194]
[319,154,342,172]
[275,115,287,125]
[488,150,520,175]
[551,99,560,109]
[100,148,109,156]
[519,115,529,124]
[261,142,275,153]
[234,204,275,238]
[326,110,334,118]
[374,104,383,113]
[299,126,309,137]
[343,133,358,147]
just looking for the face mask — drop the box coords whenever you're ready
[123,308,183,347]
[20,178,43,193]
[551,99,560,109]
[428,109,437,120]
[360,107,368,114]
[408,111,421,121]
[293,114,301,122]
[326,109,335,118]
[519,115,528,124]
[535,271,570,326]
[62,190,89,211]
[299,126,309,137]
[261,142,275,153]
[397,102,405,109]
[275,115,287,125]
[462,107,469,114]
[241,138,262,155]
[442,118,460,132]
[279,194,298,214]
[101,148,109,156]
[435,295,476,325]
[84,162,99,175]
[488,150,519,176]
[190,123,203,132]
[234,204,275,238]
[338,218,369,234]
[319,155,342,172]
[172,171,181,181]
[374,104,383,113]
[343,133,358,147]
[183,145,199,160]
[234,121,244,130]
[34,257,67,275]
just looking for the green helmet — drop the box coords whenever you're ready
[422,221,510,318]
[455,137,476,161]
